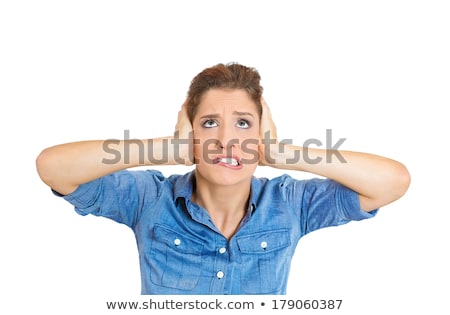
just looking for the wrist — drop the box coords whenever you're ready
[269,143,304,170]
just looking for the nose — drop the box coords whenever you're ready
[216,125,238,150]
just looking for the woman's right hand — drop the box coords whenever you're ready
[173,100,195,166]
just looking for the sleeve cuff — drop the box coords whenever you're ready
[52,178,102,215]
[337,185,378,221]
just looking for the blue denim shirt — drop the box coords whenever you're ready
[58,169,377,295]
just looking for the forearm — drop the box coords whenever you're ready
[270,144,410,211]
[36,136,184,195]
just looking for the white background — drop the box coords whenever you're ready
[1,1,449,314]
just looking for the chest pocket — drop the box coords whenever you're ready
[150,224,204,291]
[236,229,291,294]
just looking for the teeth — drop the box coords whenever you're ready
[219,157,239,166]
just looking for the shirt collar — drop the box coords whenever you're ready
[173,170,263,217]
[172,170,195,200]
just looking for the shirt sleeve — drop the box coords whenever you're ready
[285,176,378,235]
[53,169,165,228]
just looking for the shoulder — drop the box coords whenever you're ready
[252,173,344,200]
[254,173,322,189]
[114,169,181,183]
[251,173,307,202]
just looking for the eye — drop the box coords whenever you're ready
[236,119,250,129]
[202,119,218,128]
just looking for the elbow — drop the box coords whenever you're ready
[36,148,56,187]
[360,160,411,212]
[36,147,78,196]
[392,162,411,200]
[379,162,411,208]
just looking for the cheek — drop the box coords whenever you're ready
[241,140,260,164]
[240,131,259,148]
[192,129,205,157]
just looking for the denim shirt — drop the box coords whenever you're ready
[58,169,377,295]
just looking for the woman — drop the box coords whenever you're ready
[36,63,410,294]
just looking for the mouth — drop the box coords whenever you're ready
[212,156,242,169]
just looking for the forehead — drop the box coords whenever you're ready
[196,89,258,114]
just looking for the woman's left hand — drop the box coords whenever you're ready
[258,97,279,166]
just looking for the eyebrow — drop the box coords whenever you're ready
[233,111,254,117]
[199,111,255,119]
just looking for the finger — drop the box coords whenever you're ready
[260,97,277,139]
[175,104,193,140]
[175,100,190,131]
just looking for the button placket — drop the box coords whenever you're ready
[209,237,231,294]
[214,244,228,282]
[216,246,228,279]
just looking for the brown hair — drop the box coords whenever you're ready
[186,62,263,122]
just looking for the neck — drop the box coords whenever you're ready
[192,171,251,239]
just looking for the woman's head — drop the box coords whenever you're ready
[187,63,263,187]
[186,63,263,123]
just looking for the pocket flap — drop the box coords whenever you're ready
[236,229,290,254]
[153,224,203,254]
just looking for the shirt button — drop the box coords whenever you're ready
[219,247,227,254]
[174,238,181,246]
[216,271,224,279]
[261,241,267,249]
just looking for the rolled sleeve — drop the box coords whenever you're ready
[55,178,103,216]
[335,183,378,221]
[52,170,164,227]
[288,177,378,235]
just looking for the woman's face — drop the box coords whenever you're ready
[192,88,260,187]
